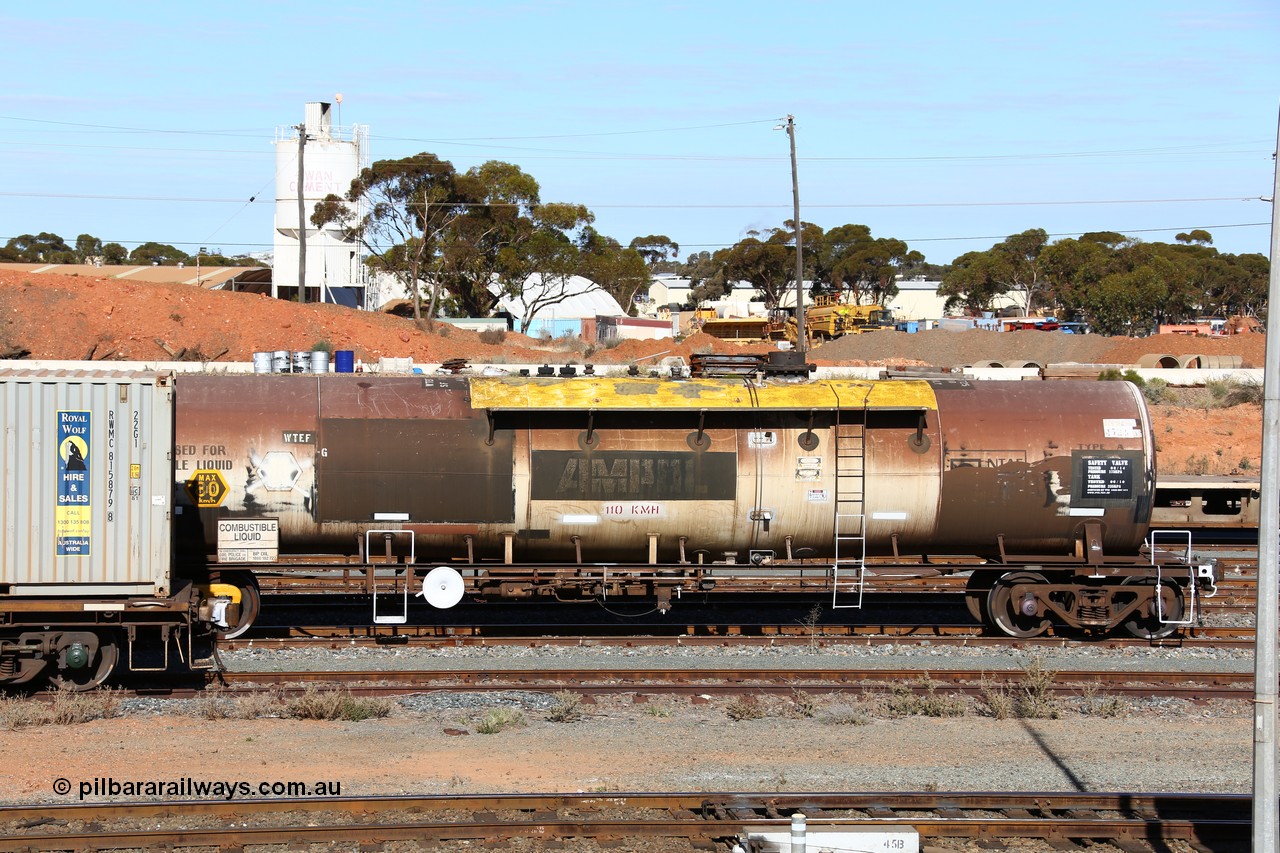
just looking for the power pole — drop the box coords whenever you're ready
[1253,103,1279,853]
[296,122,307,304]
[785,115,805,353]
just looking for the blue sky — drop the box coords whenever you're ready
[1,0,1276,266]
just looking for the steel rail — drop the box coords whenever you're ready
[228,623,1258,648]
[0,791,1249,851]
[0,816,1250,849]
[198,667,1253,701]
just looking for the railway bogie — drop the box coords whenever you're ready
[964,557,1207,640]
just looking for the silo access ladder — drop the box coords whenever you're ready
[832,420,867,609]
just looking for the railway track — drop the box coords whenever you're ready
[103,666,1253,702]
[229,622,1258,648]
[0,791,1250,851]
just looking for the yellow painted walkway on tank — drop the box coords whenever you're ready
[468,376,938,411]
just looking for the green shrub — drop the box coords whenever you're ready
[1121,369,1146,387]
[725,695,767,721]
[884,676,967,718]
[1098,367,1147,387]
[1205,378,1232,401]
[1076,682,1125,718]
[476,706,527,734]
[1185,454,1211,475]
[785,690,820,719]
[1141,377,1173,404]
[285,686,393,721]
[0,689,122,728]
[1223,379,1263,407]
[1011,657,1061,720]
[545,691,584,723]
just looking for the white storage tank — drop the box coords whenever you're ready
[273,100,369,307]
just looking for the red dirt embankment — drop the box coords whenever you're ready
[0,268,1263,473]
[0,269,751,366]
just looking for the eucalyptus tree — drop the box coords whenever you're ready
[628,235,680,272]
[939,228,1050,316]
[1039,230,1268,332]
[433,160,545,318]
[819,223,922,306]
[501,202,598,333]
[720,231,793,308]
[311,152,462,322]
[680,250,730,306]
[581,229,651,316]
[129,242,187,266]
[74,234,104,264]
[1,232,73,262]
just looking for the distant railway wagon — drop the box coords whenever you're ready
[0,371,226,690]
[1150,475,1260,539]
[167,373,1215,643]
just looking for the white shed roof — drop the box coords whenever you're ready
[495,273,624,320]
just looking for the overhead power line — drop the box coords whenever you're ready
[0,190,1261,208]
[0,114,1268,164]
[3,222,1268,254]
[899,221,1270,244]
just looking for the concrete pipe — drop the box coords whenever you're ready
[1137,353,1180,369]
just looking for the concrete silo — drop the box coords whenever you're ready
[273,101,369,307]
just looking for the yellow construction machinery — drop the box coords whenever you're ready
[804,294,894,340]
[696,310,797,344]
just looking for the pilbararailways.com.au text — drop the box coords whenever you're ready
[55,777,341,800]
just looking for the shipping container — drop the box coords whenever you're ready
[0,370,173,596]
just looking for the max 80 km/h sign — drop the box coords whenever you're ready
[186,469,229,508]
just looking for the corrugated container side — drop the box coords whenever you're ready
[0,372,172,594]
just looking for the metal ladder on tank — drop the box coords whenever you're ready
[832,417,867,609]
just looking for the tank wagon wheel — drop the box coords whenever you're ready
[987,571,1052,639]
[964,571,997,624]
[213,571,262,640]
[1121,577,1185,640]
[48,632,120,692]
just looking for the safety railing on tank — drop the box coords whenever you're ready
[1146,529,1208,627]
[366,530,415,625]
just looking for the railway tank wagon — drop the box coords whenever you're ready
[173,373,1210,640]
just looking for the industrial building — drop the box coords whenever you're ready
[271,101,369,307]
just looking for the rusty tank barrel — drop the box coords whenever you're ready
[172,374,1154,566]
